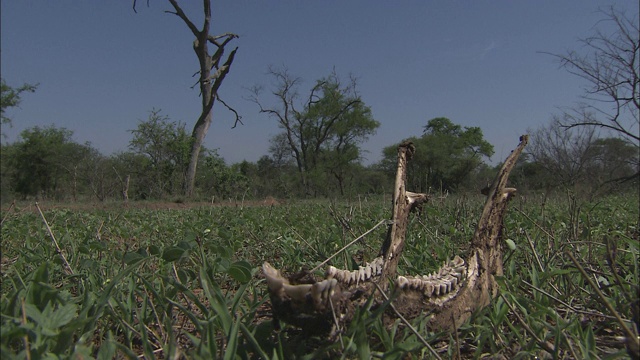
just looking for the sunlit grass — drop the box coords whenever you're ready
[1,191,638,358]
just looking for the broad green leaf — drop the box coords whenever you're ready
[48,303,77,329]
[123,251,146,265]
[162,246,186,262]
[96,331,117,360]
[148,244,161,256]
[227,261,252,284]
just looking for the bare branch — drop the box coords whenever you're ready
[132,0,149,14]
[216,94,243,129]
[166,0,200,38]
[543,7,639,146]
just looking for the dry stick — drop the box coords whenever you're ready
[524,231,544,272]
[520,280,617,320]
[373,283,443,360]
[35,202,74,276]
[309,219,391,274]
[1,200,16,227]
[328,298,345,350]
[565,250,639,343]
[285,224,322,258]
[499,294,556,354]
[514,208,555,241]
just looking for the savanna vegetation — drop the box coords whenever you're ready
[1,2,638,359]
[1,189,638,358]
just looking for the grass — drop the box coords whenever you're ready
[1,191,638,359]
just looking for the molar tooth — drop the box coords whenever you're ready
[439,283,448,294]
[365,265,372,279]
[373,258,383,274]
[312,279,338,306]
[397,276,409,289]
[359,267,365,282]
[343,270,352,283]
[327,266,337,279]
[413,278,423,290]
[425,282,434,297]
[434,282,441,296]
[453,256,464,267]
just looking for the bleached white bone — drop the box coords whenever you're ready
[263,262,288,295]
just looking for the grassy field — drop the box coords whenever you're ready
[1,191,638,359]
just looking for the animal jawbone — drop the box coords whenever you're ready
[263,255,467,309]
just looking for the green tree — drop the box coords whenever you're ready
[0,78,37,128]
[129,109,193,197]
[195,150,248,200]
[381,117,494,192]
[251,68,379,196]
[8,126,91,199]
[589,137,639,183]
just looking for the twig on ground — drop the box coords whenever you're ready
[1,200,16,227]
[500,293,556,354]
[521,280,617,320]
[524,231,544,272]
[35,202,74,275]
[565,250,638,342]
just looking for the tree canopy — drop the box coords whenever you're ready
[0,78,37,128]
[381,117,494,193]
[251,68,379,196]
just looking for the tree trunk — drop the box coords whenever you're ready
[167,0,238,198]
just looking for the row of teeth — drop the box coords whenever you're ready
[326,257,385,285]
[395,256,466,297]
[265,255,466,305]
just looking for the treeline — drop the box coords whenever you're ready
[1,113,637,204]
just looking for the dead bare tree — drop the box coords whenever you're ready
[528,115,599,189]
[263,135,528,335]
[546,7,639,148]
[134,0,241,197]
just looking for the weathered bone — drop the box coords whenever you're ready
[262,135,529,336]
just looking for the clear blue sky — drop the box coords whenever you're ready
[1,1,636,165]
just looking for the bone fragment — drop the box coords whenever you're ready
[282,283,312,302]
[263,262,288,296]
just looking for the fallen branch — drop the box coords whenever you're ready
[36,202,74,276]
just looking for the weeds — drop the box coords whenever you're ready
[1,193,638,358]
